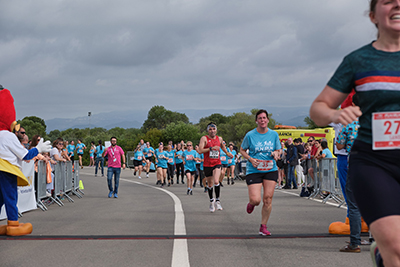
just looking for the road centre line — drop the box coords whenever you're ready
[122,179,190,267]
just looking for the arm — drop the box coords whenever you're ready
[197,136,210,154]
[239,147,258,168]
[310,85,361,126]
[220,137,233,158]
[336,142,345,151]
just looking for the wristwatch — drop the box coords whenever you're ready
[209,147,212,151]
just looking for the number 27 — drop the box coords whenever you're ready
[384,120,400,135]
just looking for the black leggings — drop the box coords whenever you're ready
[176,163,184,180]
[349,140,400,225]
[167,164,174,181]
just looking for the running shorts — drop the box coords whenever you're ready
[349,140,400,225]
[204,165,222,177]
[246,171,278,185]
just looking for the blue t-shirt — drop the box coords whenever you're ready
[166,150,175,165]
[143,147,155,158]
[156,151,168,169]
[322,148,333,158]
[199,153,204,170]
[183,150,197,172]
[241,128,281,175]
[90,148,95,157]
[228,150,237,166]
[67,144,75,156]
[134,150,144,161]
[96,145,104,158]
[220,148,229,165]
[76,143,85,154]
[175,150,184,164]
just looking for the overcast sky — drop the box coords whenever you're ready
[1,0,376,122]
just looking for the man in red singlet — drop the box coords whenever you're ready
[198,122,232,212]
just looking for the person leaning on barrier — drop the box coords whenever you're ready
[316,141,333,159]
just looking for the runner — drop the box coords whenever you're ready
[182,141,198,195]
[89,141,95,167]
[218,146,229,187]
[192,144,202,187]
[226,143,237,185]
[198,122,232,212]
[175,143,184,184]
[76,139,86,169]
[67,140,75,163]
[166,145,175,186]
[143,142,154,178]
[155,144,168,187]
[310,1,400,264]
[133,144,144,179]
[240,109,281,236]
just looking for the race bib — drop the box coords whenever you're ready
[148,153,152,157]
[228,159,232,164]
[257,160,274,171]
[221,156,226,161]
[186,155,193,160]
[372,111,400,150]
[209,150,219,159]
[138,156,142,160]
[168,158,173,163]
[178,155,182,159]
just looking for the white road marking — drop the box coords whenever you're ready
[121,179,190,267]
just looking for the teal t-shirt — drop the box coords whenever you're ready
[327,42,400,144]
[322,148,333,158]
[241,128,281,175]
[76,143,85,154]
[183,150,197,172]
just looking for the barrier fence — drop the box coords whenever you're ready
[36,160,84,211]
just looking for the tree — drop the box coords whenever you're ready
[143,128,164,148]
[197,113,229,134]
[163,122,202,145]
[304,116,323,129]
[142,105,189,131]
[18,116,46,139]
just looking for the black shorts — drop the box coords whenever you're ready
[204,165,222,177]
[246,171,278,185]
[145,156,153,162]
[185,170,196,176]
[349,140,400,225]
[77,153,83,156]
[221,164,228,168]
[133,160,142,167]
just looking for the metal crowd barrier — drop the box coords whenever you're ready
[307,158,344,207]
[126,151,135,169]
[36,160,83,211]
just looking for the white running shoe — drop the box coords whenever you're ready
[216,201,223,211]
[146,173,149,178]
[209,200,216,213]
[138,176,142,179]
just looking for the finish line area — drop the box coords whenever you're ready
[1,168,372,267]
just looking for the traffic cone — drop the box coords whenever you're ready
[79,180,84,190]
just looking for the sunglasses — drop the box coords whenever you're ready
[187,145,192,146]
[19,131,26,135]
[58,143,64,145]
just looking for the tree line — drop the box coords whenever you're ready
[18,106,318,165]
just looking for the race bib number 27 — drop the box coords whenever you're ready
[372,111,400,150]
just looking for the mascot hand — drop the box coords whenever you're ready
[36,138,52,153]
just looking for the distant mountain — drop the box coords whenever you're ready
[45,106,309,132]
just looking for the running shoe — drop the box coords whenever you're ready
[204,187,208,193]
[219,182,224,187]
[108,191,113,198]
[246,203,255,214]
[114,193,118,198]
[171,179,174,185]
[168,182,171,187]
[231,178,235,185]
[134,171,137,176]
[339,244,360,253]
[215,201,223,211]
[187,189,190,195]
[138,176,142,179]
[181,180,185,184]
[146,173,149,178]
[209,200,216,213]
[156,180,161,185]
[370,241,383,267]
[259,224,271,236]
[190,190,193,195]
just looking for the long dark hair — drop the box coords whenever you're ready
[29,134,41,150]
[98,140,103,150]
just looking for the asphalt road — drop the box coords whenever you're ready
[0,167,373,267]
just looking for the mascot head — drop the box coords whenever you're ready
[0,85,19,132]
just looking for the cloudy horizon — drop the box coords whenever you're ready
[1,0,376,122]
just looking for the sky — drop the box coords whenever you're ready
[0,0,377,123]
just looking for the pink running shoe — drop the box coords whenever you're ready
[259,224,271,236]
[246,203,255,214]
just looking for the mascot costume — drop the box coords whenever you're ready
[0,86,51,236]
